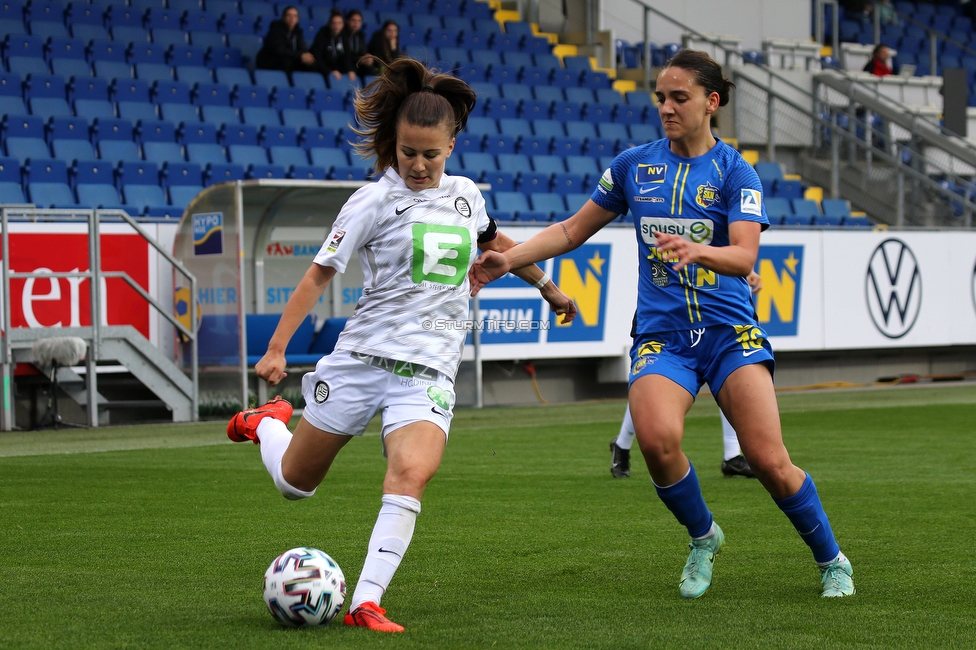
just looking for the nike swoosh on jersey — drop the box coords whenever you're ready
[638,185,661,194]
[395,202,424,216]
[742,349,764,357]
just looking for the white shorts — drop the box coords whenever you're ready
[301,350,456,439]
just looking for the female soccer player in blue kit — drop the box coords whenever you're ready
[470,50,855,599]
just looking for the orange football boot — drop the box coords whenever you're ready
[226,396,293,443]
[343,601,405,633]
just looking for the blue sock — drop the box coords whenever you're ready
[773,473,840,564]
[655,462,713,539]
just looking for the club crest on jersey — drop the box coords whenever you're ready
[636,163,667,185]
[326,228,345,253]
[695,182,720,208]
[598,168,613,193]
[455,197,471,218]
[314,381,330,403]
[741,189,762,216]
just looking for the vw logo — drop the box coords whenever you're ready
[865,238,922,339]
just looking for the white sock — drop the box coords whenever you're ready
[350,494,421,610]
[257,418,314,500]
[721,411,742,461]
[614,405,636,450]
[817,550,848,568]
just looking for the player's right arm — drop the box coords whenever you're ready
[469,200,617,294]
[257,263,338,385]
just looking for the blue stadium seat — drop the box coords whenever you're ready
[791,198,821,219]
[460,151,497,173]
[185,142,225,165]
[301,126,340,150]
[117,101,158,122]
[47,115,88,141]
[200,105,241,127]
[496,153,532,174]
[136,119,177,143]
[260,124,298,146]
[24,74,65,100]
[564,155,599,178]
[308,147,348,171]
[483,133,519,155]
[163,160,202,186]
[203,161,244,185]
[529,191,565,216]
[52,138,96,162]
[98,139,140,163]
[308,88,347,113]
[271,87,307,111]
[821,198,851,218]
[518,134,550,156]
[92,60,132,79]
[71,23,110,43]
[179,121,218,143]
[152,79,192,104]
[764,197,792,221]
[153,29,190,49]
[51,59,92,78]
[92,117,134,142]
[228,143,267,166]
[174,64,212,86]
[122,184,167,213]
[4,115,45,140]
[206,47,242,68]
[30,97,73,120]
[482,170,517,192]
[269,145,308,168]
[497,117,532,137]
[252,69,289,90]
[563,87,595,105]
[281,108,318,128]
[68,77,109,102]
[564,192,591,212]
[218,122,258,146]
[520,98,551,120]
[232,84,269,108]
[531,154,565,175]
[531,119,564,138]
[47,37,87,61]
[551,100,582,121]
[29,181,79,207]
[77,183,126,209]
[193,82,231,106]
[246,163,286,179]
[135,63,174,84]
[25,158,68,183]
[465,115,498,137]
[517,171,551,193]
[242,106,280,125]
[584,137,615,157]
[189,31,226,51]
[128,43,168,65]
[72,159,116,184]
[8,57,51,77]
[161,102,202,123]
[142,140,184,163]
[774,178,803,199]
[213,67,251,88]
[583,102,614,123]
[566,120,598,140]
[551,136,583,156]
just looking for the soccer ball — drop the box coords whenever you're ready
[263,547,346,627]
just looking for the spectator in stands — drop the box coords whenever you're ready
[365,19,402,76]
[343,9,372,79]
[255,6,316,74]
[871,0,900,25]
[863,44,894,76]
[311,8,356,82]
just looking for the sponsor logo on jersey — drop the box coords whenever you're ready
[636,163,667,185]
[866,238,922,339]
[637,340,664,356]
[598,168,613,193]
[755,245,804,337]
[455,197,471,217]
[411,224,472,286]
[740,189,762,216]
[192,212,223,256]
[548,243,611,342]
[634,196,665,203]
[632,356,655,375]
[639,217,714,245]
[325,228,346,253]
[314,381,330,403]
[695,182,720,209]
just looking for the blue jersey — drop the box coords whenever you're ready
[590,138,769,335]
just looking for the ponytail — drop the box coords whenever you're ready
[352,58,476,175]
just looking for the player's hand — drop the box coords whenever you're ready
[256,349,288,386]
[653,231,703,272]
[468,250,511,295]
[540,283,578,324]
[747,270,762,293]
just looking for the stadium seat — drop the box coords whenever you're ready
[219,123,258,146]
[143,141,184,164]
[260,125,298,147]
[136,119,177,143]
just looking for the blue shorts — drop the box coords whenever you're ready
[628,323,775,398]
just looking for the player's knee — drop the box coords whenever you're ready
[636,432,682,463]
[384,466,434,495]
[275,463,317,500]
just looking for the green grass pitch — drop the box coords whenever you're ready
[1,384,975,649]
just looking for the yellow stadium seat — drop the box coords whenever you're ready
[741,149,760,166]
[804,186,824,203]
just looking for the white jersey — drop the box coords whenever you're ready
[313,168,491,378]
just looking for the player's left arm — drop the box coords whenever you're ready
[479,227,578,324]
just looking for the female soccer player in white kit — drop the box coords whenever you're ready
[226,57,577,632]
[470,50,854,600]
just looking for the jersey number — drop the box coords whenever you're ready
[733,324,765,350]
[411,224,471,286]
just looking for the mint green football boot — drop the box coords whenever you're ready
[820,557,855,597]
[679,523,724,599]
